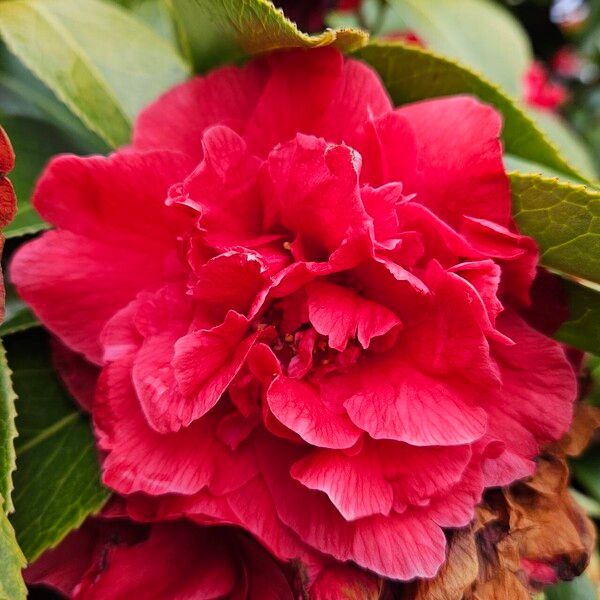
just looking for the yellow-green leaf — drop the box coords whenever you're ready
[0,510,26,600]
[170,0,368,71]
[0,340,17,514]
[0,0,190,147]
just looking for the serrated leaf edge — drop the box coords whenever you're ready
[0,340,18,515]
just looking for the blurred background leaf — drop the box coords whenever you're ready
[0,0,191,148]
[386,0,533,96]
[544,574,597,599]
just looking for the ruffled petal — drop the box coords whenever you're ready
[76,524,238,600]
[11,231,179,364]
[95,356,256,496]
[337,353,487,446]
[257,437,446,580]
[169,126,264,249]
[267,375,362,450]
[397,96,511,227]
[31,151,195,249]
[291,448,394,521]
[11,151,194,363]
[352,111,418,187]
[171,311,257,429]
[483,311,576,461]
[133,62,268,160]
[244,47,349,156]
[461,216,539,306]
[309,562,382,600]
[191,249,270,321]
[306,281,401,351]
[263,134,372,259]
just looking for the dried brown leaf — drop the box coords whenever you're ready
[559,403,600,457]
[415,530,478,600]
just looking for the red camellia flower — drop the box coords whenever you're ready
[27,508,379,599]
[12,48,576,581]
[523,61,568,111]
[27,520,295,599]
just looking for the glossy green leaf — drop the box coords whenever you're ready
[509,173,600,285]
[0,510,26,600]
[0,282,39,339]
[544,575,597,600]
[0,115,77,238]
[388,0,532,97]
[0,0,190,148]
[7,330,108,562]
[0,340,17,514]
[170,0,368,71]
[355,42,586,182]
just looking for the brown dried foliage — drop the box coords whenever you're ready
[406,403,600,600]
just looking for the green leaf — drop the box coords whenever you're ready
[544,575,597,600]
[0,115,77,238]
[0,42,108,154]
[131,0,179,46]
[166,0,242,71]
[354,42,586,182]
[0,282,39,339]
[108,0,179,46]
[6,330,109,562]
[0,510,26,600]
[509,173,600,285]
[0,340,17,514]
[0,0,190,148]
[388,0,532,97]
[170,0,368,72]
[555,280,600,355]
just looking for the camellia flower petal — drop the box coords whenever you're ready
[0,126,17,321]
[11,47,577,580]
[25,505,382,600]
[25,519,297,599]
